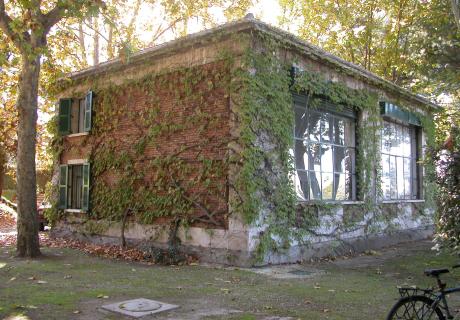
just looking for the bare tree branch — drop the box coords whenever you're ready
[42,4,66,34]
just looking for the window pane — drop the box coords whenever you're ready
[333,146,346,173]
[389,156,397,199]
[308,171,322,200]
[308,111,321,142]
[307,143,321,171]
[403,158,412,199]
[381,154,391,199]
[321,113,332,143]
[72,165,83,209]
[345,120,355,147]
[346,148,355,174]
[334,173,348,200]
[294,139,308,170]
[78,99,85,133]
[294,107,308,138]
[322,172,334,200]
[391,123,401,155]
[401,126,411,157]
[333,117,345,145]
[381,122,391,154]
[320,144,333,173]
[294,170,309,201]
[397,157,404,199]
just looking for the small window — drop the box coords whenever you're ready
[58,163,90,211]
[381,120,420,200]
[291,96,357,201]
[58,91,93,135]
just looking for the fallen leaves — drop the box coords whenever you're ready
[0,207,16,233]
[1,209,198,266]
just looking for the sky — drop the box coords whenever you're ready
[113,0,283,62]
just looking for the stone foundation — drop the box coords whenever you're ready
[51,219,433,267]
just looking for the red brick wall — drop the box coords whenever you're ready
[60,61,231,229]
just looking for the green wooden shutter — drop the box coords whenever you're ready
[82,163,91,211]
[58,99,72,135]
[84,91,93,132]
[58,165,68,209]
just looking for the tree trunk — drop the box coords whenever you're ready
[0,149,5,198]
[107,23,114,59]
[0,159,4,199]
[78,22,88,67]
[16,56,41,258]
[92,16,100,65]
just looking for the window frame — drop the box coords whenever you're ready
[58,162,91,211]
[292,94,357,202]
[58,90,93,136]
[380,117,421,201]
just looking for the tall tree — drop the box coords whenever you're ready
[0,0,101,258]
[277,0,455,94]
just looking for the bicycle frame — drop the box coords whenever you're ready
[435,287,460,319]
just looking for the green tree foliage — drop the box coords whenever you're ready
[278,0,459,96]
[0,0,102,257]
[434,103,460,251]
[413,0,460,95]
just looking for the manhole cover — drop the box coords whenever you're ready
[101,298,179,318]
[119,300,162,312]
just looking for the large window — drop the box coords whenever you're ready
[292,96,356,201]
[381,120,419,200]
[58,164,91,211]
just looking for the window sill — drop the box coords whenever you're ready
[381,200,425,204]
[297,200,364,205]
[66,132,89,138]
[64,209,86,213]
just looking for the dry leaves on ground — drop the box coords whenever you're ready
[0,209,197,265]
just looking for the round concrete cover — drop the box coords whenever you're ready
[119,300,162,312]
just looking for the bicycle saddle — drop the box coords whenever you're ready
[424,268,449,277]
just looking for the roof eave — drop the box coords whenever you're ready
[62,16,441,111]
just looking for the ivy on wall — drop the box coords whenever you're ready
[233,31,437,259]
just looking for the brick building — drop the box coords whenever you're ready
[52,16,439,266]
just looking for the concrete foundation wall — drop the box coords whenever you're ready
[51,211,433,267]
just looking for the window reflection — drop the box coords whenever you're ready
[292,98,356,201]
[381,120,418,200]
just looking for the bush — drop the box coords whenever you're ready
[435,123,460,251]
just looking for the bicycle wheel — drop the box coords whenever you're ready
[386,295,445,320]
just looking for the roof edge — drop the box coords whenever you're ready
[63,15,440,111]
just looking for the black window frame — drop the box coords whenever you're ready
[380,118,421,201]
[292,94,357,202]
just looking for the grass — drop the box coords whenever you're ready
[1,241,459,319]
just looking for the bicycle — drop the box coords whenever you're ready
[387,265,460,319]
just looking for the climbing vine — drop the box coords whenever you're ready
[233,31,437,259]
